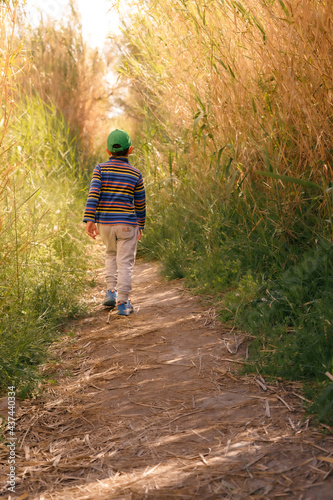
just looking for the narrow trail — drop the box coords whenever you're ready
[2,260,333,499]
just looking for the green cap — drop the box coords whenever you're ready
[107,129,132,153]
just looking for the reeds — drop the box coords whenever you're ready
[122,0,333,223]
[119,0,333,421]
[0,2,98,396]
[19,2,111,158]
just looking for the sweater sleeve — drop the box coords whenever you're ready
[83,165,101,222]
[134,173,146,229]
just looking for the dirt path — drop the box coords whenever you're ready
[1,260,333,499]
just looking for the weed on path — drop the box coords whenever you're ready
[1,262,333,499]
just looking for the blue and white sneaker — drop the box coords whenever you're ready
[117,301,134,316]
[103,290,117,308]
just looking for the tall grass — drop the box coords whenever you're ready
[0,2,101,397]
[0,96,90,396]
[20,1,112,159]
[118,0,333,422]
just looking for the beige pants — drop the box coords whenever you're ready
[97,224,139,303]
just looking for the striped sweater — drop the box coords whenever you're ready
[83,157,146,229]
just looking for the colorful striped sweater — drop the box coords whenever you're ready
[83,157,146,229]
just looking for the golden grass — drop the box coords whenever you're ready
[123,0,333,185]
[18,6,111,156]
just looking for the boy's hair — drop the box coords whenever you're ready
[111,146,130,157]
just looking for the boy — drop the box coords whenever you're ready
[83,129,146,316]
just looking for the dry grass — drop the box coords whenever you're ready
[0,2,23,152]
[19,4,112,157]
[0,2,26,288]
[120,0,333,229]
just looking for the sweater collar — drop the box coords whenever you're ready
[109,156,129,163]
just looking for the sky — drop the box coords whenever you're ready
[25,0,123,49]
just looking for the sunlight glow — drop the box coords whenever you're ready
[25,0,124,48]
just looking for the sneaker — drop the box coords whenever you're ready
[117,300,134,316]
[103,290,117,308]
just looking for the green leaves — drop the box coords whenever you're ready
[256,170,333,233]
[256,170,322,191]
[277,0,290,18]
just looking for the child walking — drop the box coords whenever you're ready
[83,129,146,316]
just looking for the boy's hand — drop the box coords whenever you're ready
[138,229,143,241]
[86,221,99,239]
